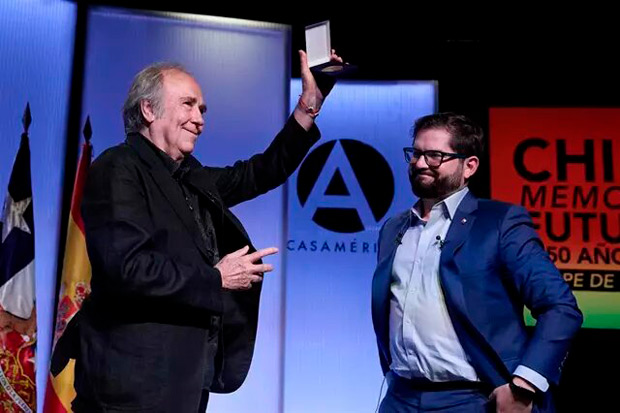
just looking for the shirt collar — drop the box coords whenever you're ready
[411,186,470,222]
[131,132,189,178]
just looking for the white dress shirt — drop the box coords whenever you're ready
[388,186,549,391]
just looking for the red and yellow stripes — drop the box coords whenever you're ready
[43,142,92,413]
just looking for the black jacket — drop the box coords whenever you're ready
[72,116,319,412]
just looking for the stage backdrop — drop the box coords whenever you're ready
[490,108,620,329]
[0,1,76,410]
[80,7,291,412]
[284,79,437,412]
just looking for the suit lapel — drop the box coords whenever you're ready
[439,192,512,386]
[439,192,477,316]
[126,134,210,259]
[184,167,252,245]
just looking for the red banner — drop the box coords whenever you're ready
[490,108,620,328]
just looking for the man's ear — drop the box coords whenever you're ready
[463,156,479,180]
[140,99,156,124]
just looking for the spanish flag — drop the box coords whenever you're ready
[43,130,92,413]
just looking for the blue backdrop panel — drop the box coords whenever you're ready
[284,79,437,412]
[81,8,290,412]
[0,1,76,410]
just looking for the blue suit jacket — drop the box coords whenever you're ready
[371,191,582,397]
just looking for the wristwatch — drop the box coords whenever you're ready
[509,381,537,404]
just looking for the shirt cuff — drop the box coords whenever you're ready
[513,365,549,392]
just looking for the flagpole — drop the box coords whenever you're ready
[23,102,31,135]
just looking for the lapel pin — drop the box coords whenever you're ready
[461,218,467,224]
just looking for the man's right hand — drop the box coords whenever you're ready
[215,245,278,290]
[294,49,343,130]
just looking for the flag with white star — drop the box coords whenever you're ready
[0,129,36,413]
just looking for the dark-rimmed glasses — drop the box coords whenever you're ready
[403,148,467,167]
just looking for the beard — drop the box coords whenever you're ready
[409,164,464,200]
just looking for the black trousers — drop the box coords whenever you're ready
[198,390,209,413]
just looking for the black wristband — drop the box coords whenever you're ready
[509,382,537,403]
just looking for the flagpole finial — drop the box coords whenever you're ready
[22,103,32,134]
[83,116,92,143]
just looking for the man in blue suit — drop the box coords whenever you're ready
[372,113,582,412]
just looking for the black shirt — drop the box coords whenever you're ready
[136,133,220,265]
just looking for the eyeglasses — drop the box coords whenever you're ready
[403,148,467,167]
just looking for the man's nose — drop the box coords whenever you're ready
[411,154,428,168]
[193,107,205,126]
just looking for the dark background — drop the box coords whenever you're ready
[70,3,619,410]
